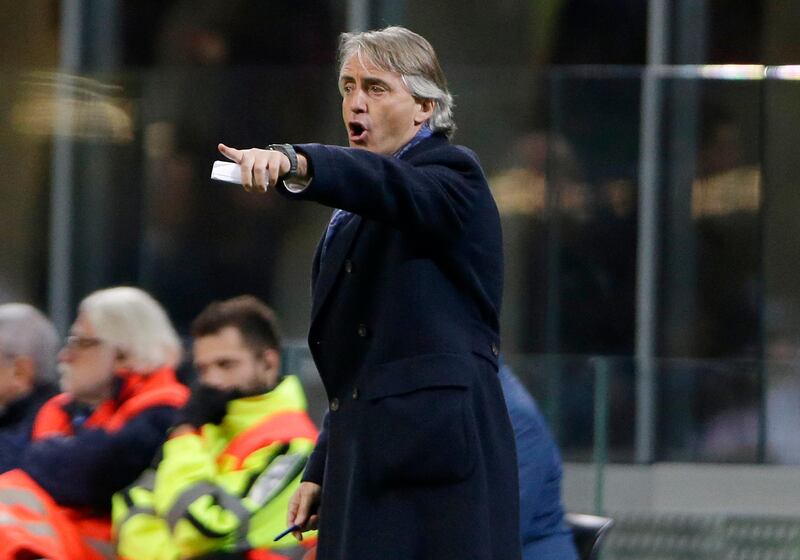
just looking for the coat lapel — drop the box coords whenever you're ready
[308,133,447,323]
[310,236,323,295]
[311,213,362,321]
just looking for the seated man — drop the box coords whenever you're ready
[0,303,60,472]
[499,360,579,560]
[0,287,188,560]
[113,295,318,560]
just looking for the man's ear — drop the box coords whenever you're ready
[414,98,435,125]
[261,348,281,387]
[12,356,37,393]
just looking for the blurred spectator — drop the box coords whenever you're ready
[113,295,317,560]
[0,303,59,472]
[0,286,188,560]
[499,361,578,559]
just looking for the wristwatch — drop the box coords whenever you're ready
[267,143,299,180]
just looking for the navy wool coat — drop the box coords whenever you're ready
[280,133,521,560]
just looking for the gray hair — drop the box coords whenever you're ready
[338,26,456,139]
[0,304,59,385]
[79,287,182,372]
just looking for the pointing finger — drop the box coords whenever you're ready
[218,143,243,163]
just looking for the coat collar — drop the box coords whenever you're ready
[399,131,448,161]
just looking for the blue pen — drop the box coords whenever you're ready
[273,524,301,542]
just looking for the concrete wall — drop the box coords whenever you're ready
[564,463,800,516]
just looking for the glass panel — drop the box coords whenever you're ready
[0,70,63,307]
[7,57,800,467]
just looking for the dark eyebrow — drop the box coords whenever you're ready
[338,74,391,89]
[363,76,390,88]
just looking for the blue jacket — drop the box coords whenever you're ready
[280,133,520,560]
[499,364,578,560]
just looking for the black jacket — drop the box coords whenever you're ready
[280,134,521,560]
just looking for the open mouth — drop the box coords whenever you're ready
[348,122,368,142]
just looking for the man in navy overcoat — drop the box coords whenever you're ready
[219,26,521,560]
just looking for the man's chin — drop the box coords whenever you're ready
[348,140,369,150]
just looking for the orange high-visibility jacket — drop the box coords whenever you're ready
[0,367,188,560]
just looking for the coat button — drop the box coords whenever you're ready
[330,398,340,411]
[344,260,354,274]
[357,324,369,338]
[491,342,499,356]
[351,387,359,400]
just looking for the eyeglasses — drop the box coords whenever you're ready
[63,335,105,350]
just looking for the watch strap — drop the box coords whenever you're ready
[267,143,299,179]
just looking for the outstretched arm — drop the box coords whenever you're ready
[217,143,311,193]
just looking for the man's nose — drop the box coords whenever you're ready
[348,89,368,113]
[202,369,227,388]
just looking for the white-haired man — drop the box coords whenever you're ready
[0,286,188,560]
[0,303,60,473]
[218,26,519,560]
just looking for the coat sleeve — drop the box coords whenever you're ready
[301,411,328,485]
[20,406,177,509]
[284,143,488,248]
[152,431,315,557]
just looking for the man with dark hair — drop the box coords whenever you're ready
[191,294,282,355]
[218,25,519,560]
[113,295,318,560]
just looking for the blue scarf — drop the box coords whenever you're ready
[393,123,433,159]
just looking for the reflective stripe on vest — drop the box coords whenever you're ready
[0,515,57,538]
[84,535,117,559]
[0,487,47,515]
[246,452,307,507]
[166,481,251,543]
[0,470,84,559]
[220,411,318,469]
